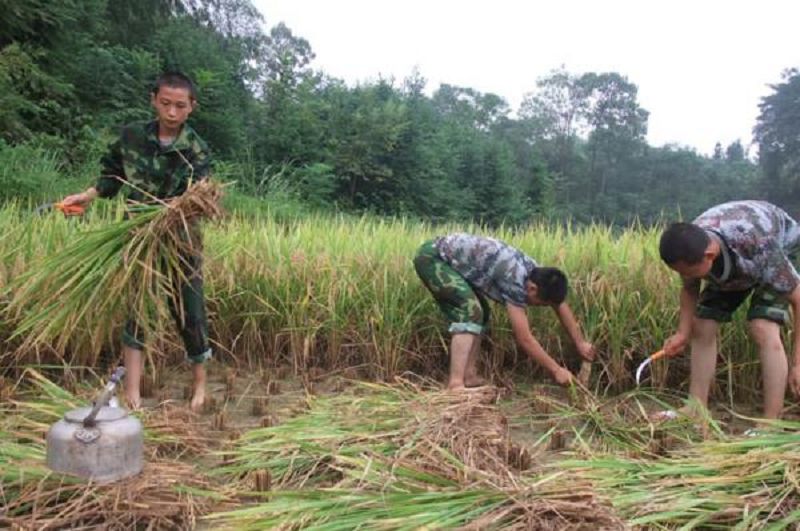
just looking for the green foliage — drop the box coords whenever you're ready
[0,141,64,201]
[292,162,338,208]
[755,68,800,209]
[66,45,159,125]
[0,43,73,142]
[0,0,779,225]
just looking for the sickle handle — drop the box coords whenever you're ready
[650,349,667,362]
[55,202,86,216]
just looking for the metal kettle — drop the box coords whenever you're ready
[46,367,144,483]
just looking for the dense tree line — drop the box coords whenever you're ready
[1,0,796,224]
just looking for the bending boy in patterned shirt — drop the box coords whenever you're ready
[659,200,800,419]
[414,233,595,391]
[61,72,212,411]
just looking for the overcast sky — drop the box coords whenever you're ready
[253,0,798,155]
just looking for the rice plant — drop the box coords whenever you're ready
[0,200,760,398]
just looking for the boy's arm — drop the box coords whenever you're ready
[553,302,595,361]
[663,278,700,357]
[62,135,125,206]
[506,303,573,385]
[95,135,126,199]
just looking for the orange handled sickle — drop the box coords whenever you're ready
[35,202,86,217]
[635,349,667,385]
[54,202,86,216]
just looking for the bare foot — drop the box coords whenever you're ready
[447,382,467,392]
[465,376,488,388]
[125,391,141,411]
[190,363,207,412]
[190,388,205,412]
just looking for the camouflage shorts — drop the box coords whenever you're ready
[122,254,211,364]
[413,240,490,335]
[696,284,789,325]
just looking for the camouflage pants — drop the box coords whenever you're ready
[697,283,790,325]
[413,240,490,335]
[122,253,211,364]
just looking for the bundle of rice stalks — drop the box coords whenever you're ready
[566,422,800,529]
[209,380,622,529]
[522,385,705,456]
[207,479,623,531]
[0,369,225,529]
[4,180,224,358]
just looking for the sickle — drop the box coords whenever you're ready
[34,202,85,217]
[635,349,667,385]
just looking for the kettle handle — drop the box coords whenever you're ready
[83,367,126,427]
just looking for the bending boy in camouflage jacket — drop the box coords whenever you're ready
[414,233,595,391]
[62,72,212,411]
[659,200,800,420]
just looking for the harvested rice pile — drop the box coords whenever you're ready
[568,426,800,528]
[208,379,623,529]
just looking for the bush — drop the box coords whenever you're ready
[0,140,64,202]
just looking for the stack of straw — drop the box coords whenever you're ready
[207,379,623,529]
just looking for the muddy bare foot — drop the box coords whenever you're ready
[190,363,207,413]
[190,387,205,412]
[125,391,142,411]
[446,381,468,392]
[465,376,488,388]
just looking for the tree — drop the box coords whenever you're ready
[518,68,587,186]
[725,140,745,162]
[754,68,800,207]
[579,72,649,217]
[713,142,724,160]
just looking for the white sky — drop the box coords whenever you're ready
[253,0,799,155]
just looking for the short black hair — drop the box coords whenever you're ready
[528,267,568,304]
[659,222,710,265]
[153,71,197,100]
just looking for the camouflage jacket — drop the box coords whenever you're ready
[434,233,538,306]
[95,120,211,201]
[695,200,800,294]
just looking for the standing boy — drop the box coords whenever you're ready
[659,200,800,419]
[61,72,212,411]
[414,233,595,391]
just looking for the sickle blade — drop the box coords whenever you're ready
[635,357,653,385]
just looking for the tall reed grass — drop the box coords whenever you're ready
[0,202,762,398]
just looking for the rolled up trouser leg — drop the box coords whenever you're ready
[413,240,489,335]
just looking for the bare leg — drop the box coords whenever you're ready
[464,335,487,387]
[123,345,143,410]
[684,317,719,417]
[190,363,207,412]
[448,333,475,391]
[748,319,787,419]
